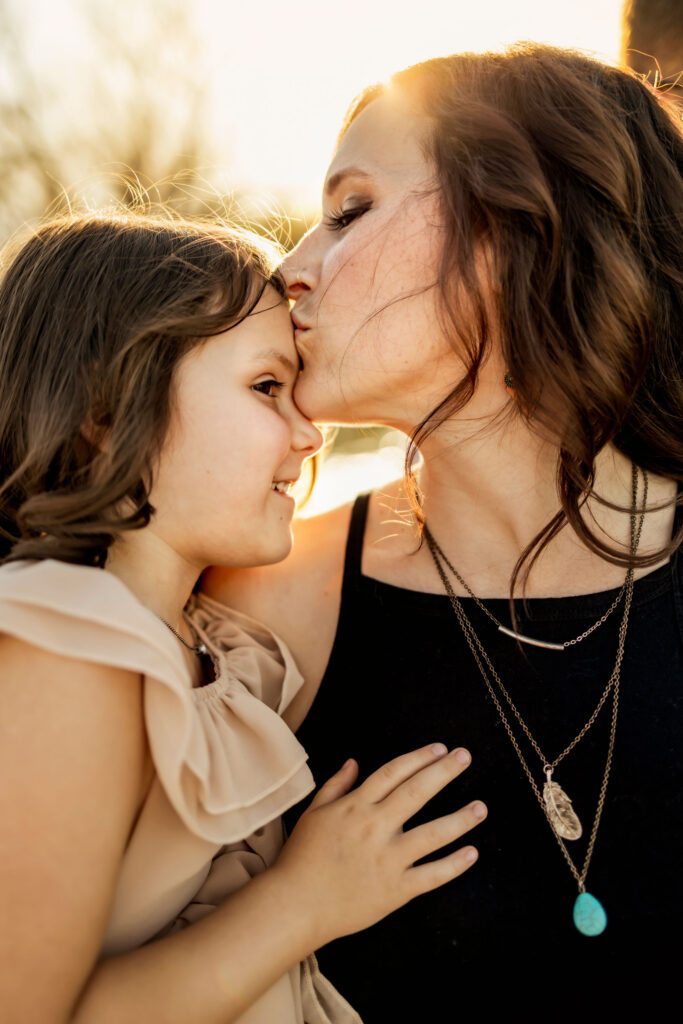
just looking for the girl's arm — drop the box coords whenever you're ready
[1,634,483,1024]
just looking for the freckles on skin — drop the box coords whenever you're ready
[290,91,461,427]
[295,194,451,424]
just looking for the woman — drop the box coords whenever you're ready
[205,44,683,1010]
[0,214,486,1023]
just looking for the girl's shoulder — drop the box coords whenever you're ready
[0,558,180,677]
[0,558,316,848]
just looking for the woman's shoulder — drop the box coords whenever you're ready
[203,500,353,628]
[202,499,355,702]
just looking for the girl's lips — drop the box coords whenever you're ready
[271,488,296,506]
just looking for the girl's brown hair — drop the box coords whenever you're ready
[0,213,285,567]
[343,44,683,587]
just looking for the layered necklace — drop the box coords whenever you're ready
[424,463,646,936]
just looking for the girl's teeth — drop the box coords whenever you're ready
[271,481,292,494]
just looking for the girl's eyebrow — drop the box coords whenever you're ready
[253,349,298,375]
[324,166,372,196]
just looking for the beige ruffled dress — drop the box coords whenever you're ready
[0,558,362,1024]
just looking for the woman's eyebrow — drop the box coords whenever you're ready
[253,349,298,375]
[324,166,372,196]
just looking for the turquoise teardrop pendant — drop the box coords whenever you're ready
[573,892,607,936]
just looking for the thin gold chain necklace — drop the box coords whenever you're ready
[424,463,645,936]
[425,532,629,651]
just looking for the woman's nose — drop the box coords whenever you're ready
[282,266,315,301]
[280,235,319,298]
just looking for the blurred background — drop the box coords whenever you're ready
[1,0,678,515]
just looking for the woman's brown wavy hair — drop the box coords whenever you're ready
[343,44,683,588]
[0,213,286,567]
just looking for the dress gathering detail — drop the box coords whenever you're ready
[0,558,362,1024]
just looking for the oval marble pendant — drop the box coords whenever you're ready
[573,892,607,936]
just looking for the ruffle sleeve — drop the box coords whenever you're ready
[0,560,315,846]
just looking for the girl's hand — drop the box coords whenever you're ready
[272,744,485,949]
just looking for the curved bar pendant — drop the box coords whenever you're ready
[573,892,607,936]
[497,625,565,651]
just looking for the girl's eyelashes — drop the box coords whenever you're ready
[323,200,373,232]
[252,379,286,398]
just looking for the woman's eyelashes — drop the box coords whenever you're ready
[323,200,373,232]
[252,379,286,398]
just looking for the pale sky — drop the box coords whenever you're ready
[6,0,632,509]
[196,0,626,207]
[12,0,627,210]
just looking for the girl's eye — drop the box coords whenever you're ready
[323,202,372,232]
[252,379,285,398]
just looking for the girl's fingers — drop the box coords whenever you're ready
[307,758,359,809]
[400,801,487,863]
[359,744,454,804]
[380,747,472,824]
[405,845,480,899]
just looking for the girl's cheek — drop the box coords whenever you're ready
[265,407,294,453]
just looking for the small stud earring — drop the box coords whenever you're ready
[504,371,514,391]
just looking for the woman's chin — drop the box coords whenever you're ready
[293,372,327,420]
[295,377,362,425]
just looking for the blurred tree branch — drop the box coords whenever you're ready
[0,0,213,241]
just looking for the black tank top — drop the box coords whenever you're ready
[285,493,683,1013]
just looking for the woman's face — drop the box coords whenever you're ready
[283,91,466,429]
[148,286,322,569]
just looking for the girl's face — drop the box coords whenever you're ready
[282,91,467,429]
[147,286,322,569]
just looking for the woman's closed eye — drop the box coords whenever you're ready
[323,201,373,232]
[252,379,286,398]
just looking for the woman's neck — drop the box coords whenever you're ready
[419,419,637,550]
[366,416,676,598]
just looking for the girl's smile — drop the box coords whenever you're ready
[143,286,322,573]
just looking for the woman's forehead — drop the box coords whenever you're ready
[325,93,432,194]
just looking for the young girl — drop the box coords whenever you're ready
[0,213,486,1023]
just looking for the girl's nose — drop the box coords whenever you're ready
[293,412,323,457]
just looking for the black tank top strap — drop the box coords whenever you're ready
[669,483,683,634]
[341,492,371,595]
[673,485,683,534]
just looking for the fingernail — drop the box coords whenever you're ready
[464,847,478,864]
[453,748,471,765]
[430,743,448,756]
[472,802,487,819]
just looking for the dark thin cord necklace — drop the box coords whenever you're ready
[159,617,208,656]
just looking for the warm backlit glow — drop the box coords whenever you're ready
[198,0,626,206]
[13,0,631,516]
